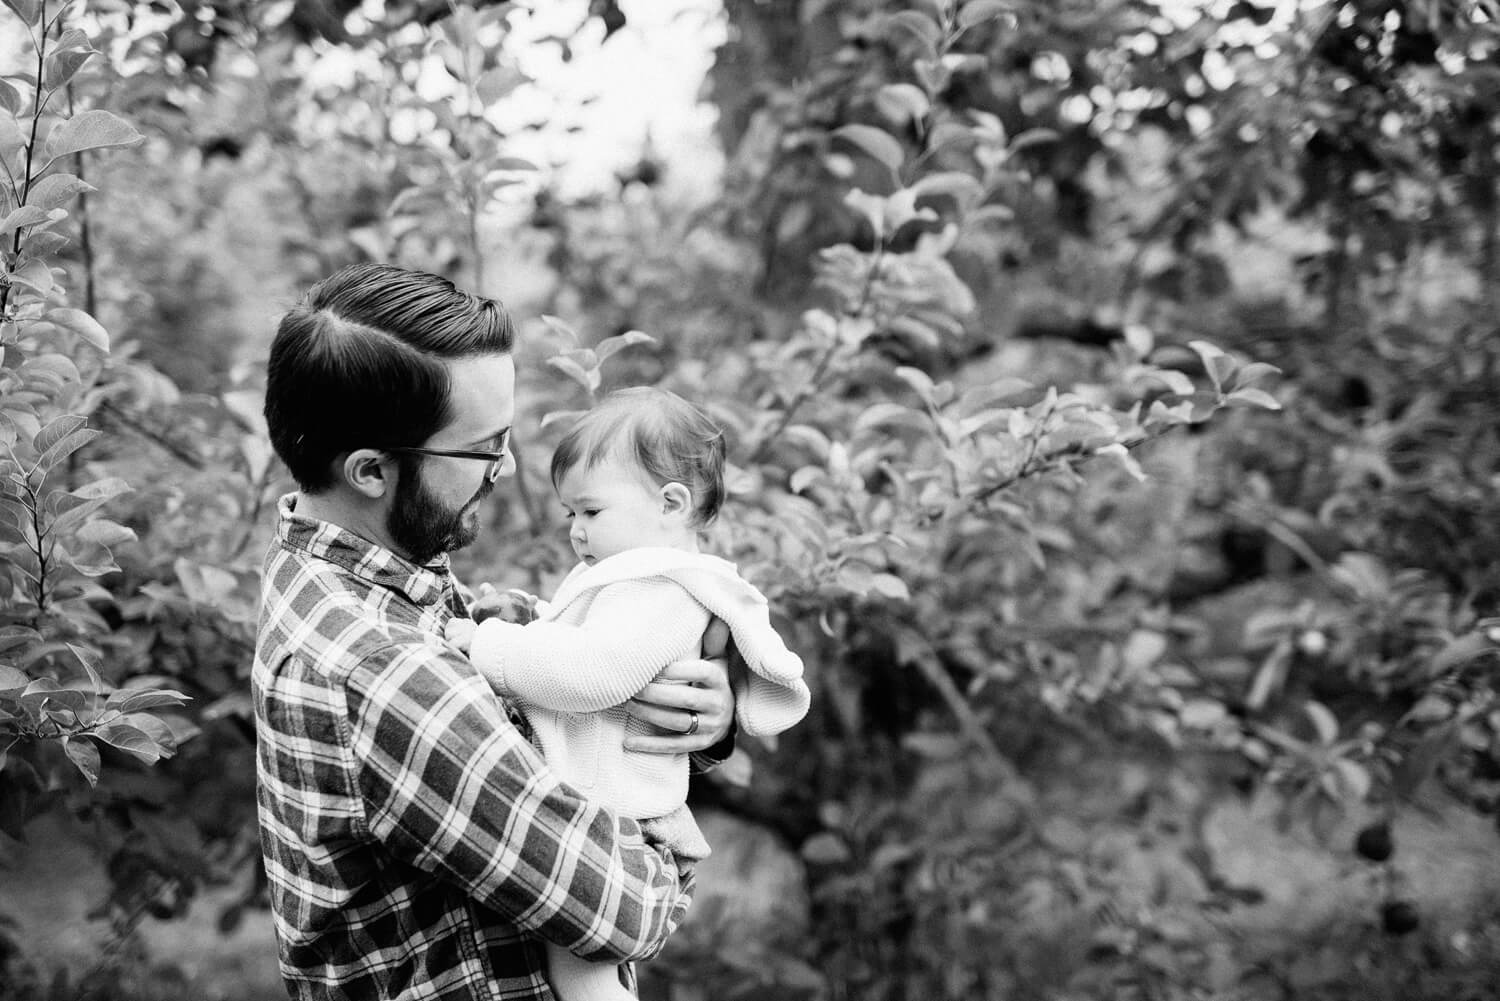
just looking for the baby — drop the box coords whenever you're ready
[446,386,810,1001]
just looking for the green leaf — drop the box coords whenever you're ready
[1329,759,1370,801]
[1007,128,1061,153]
[594,330,655,363]
[1304,700,1339,746]
[32,413,88,457]
[42,45,94,92]
[24,684,86,713]
[105,688,191,714]
[123,711,181,754]
[894,366,937,405]
[0,77,23,115]
[1179,699,1227,729]
[958,379,1032,410]
[957,0,1012,29]
[881,10,942,53]
[35,427,99,478]
[20,352,78,391]
[55,552,119,578]
[0,625,42,653]
[476,66,526,104]
[966,203,1015,228]
[1227,387,1281,410]
[538,314,580,345]
[0,114,26,161]
[881,187,936,231]
[43,110,144,166]
[26,174,94,213]
[0,205,56,235]
[832,124,905,173]
[64,643,104,693]
[49,493,110,535]
[92,720,162,764]
[0,664,27,690]
[538,408,585,432]
[7,259,53,295]
[174,558,238,606]
[1188,340,1236,390]
[547,355,598,393]
[64,476,130,503]
[491,155,538,172]
[44,307,109,352]
[956,409,1013,437]
[1428,632,1492,675]
[1142,367,1196,397]
[62,736,100,786]
[1231,361,1281,388]
[52,27,92,53]
[874,83,930,125]
[781,424,832,457]
[843,188,886,238]
[788,466,823,494]
[17,231,68,261]
[73,518,135,549]
[854,403,929,436]
[910,171,985,211]
[1,0,41,28]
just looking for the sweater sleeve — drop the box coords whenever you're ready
[468,578,710,713]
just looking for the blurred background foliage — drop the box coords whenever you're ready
[2,0,1500,999]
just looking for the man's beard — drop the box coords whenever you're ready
[387,456,495,565]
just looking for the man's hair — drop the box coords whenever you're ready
[265,264,515,492]
[550,387,726,528]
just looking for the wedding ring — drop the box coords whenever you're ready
[684,711,700,736]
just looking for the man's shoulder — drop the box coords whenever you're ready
[257,540,454,686]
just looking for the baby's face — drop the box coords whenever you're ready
[556,455,696,565]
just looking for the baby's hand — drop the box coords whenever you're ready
[444,616,477,653]
[470,583,540,625]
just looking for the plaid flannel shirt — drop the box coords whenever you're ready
[253,495,693,1000]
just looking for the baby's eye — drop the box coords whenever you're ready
[584,509,601,517]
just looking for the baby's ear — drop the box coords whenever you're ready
[660,481,693,520]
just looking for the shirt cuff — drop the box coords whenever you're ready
[688,718,737,773]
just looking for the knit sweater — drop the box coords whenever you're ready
[467,548,810,820]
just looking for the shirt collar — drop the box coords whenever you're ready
[274,493,450,608]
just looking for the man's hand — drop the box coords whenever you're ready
[624,618,737,754]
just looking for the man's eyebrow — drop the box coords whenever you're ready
[471,425,511,447]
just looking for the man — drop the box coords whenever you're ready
[254,263,735,1000]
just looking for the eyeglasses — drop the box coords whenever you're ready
[383,443,510,483]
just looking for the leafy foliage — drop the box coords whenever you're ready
[4,0,1500,998]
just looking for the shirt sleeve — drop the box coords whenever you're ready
[468,579,709,713]
[343,639,693,963]
[690,719,737,773]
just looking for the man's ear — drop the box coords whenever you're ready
[342,448,391,499]
[660,481,693,521]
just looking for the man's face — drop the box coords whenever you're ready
[386,352,516,565]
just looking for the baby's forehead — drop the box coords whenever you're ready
[558,450,656,493]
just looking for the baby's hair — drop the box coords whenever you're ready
[551,387,726,528]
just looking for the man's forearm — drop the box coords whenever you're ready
[350,648,693,961]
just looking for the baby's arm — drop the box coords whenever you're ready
[477,585,542,623]
[464,579,709,714]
